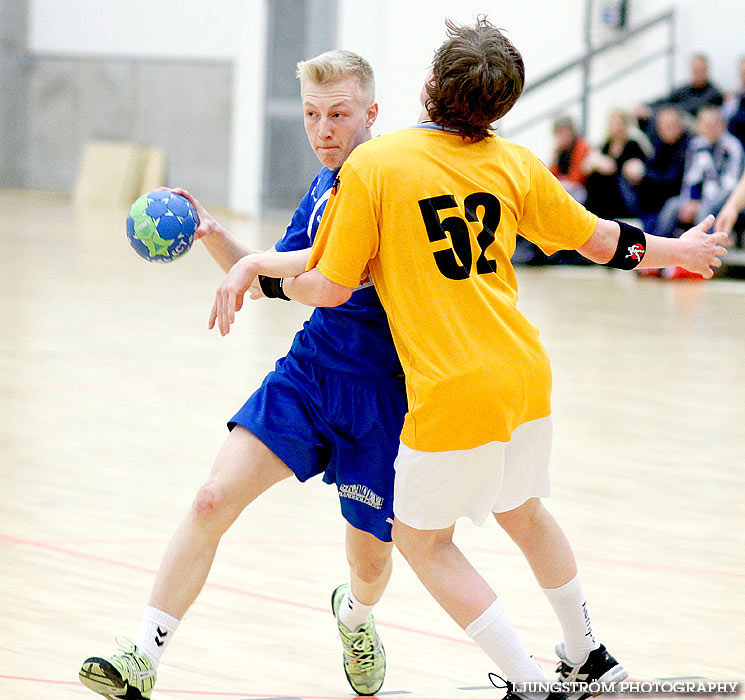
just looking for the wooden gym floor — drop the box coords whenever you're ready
[0,190,743,699]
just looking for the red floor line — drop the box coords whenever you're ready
[0,533,495,654]
[2,530,738,671]
[203,577,482,648]
[0,675,80,687]
[0,533,334,614]
[5,531,743,685]
[2,532,742,581]
[463,547,745,581]
[19,537,343,547]
[1,675,741,699]
[0,675,498,699]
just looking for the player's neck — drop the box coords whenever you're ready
[417,105,431,124]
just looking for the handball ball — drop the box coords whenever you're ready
[126,190,198,263]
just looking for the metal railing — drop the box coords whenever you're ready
[502,6,676,139]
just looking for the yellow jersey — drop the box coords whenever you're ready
[308,126,598,451]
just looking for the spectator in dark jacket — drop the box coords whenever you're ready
[632,54,723,133]
[620,106,691,230]
[583,109,650,219]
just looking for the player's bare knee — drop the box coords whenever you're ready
[192,480,226,519]
[392,521,435,564]
[495,497,542,535]
[349,552,390,584]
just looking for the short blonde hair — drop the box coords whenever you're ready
[296,50,375,105]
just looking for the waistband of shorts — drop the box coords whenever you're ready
[284,353,405,387]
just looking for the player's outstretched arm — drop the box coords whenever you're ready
[715,171,745,233]
[578,216,730,279]
[248,249,313,289]
[282,269,353,308]
[209,250,339,335]
[245,248,316,300]
[166,187,260,272]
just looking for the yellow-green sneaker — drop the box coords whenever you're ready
[79,638,156,700]
[331,583,386,696]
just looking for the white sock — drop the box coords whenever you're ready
[136,606,180,668]
[465,599,548,699]
[337,587,375,631]
[542,574,599,665]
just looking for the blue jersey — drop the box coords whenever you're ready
[274,167,402,378]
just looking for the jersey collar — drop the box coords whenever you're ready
[411,121,460,133]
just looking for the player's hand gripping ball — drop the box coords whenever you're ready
[126,190,198,262]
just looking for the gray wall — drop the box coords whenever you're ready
[0,0,29,187]
[262,0,338,214]
[1,0,337,212]
[0,0,232,206]
[23,56,233,204]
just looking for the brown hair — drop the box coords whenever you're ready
[426,16,525,141]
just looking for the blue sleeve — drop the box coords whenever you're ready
[274,175,319,253]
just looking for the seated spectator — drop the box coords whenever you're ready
[514,115,592,265]
[632,54,723,134]
[619,106,691,231]
[722,56,745,150]
[583,109,650,219]
[548,115,590,203]
[654,106,744,238]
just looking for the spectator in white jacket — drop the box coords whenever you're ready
[654,106,744,238]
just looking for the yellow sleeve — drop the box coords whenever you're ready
[306,160,379,287]
[519,151,598,255]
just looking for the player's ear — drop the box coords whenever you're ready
[366,102,379,128]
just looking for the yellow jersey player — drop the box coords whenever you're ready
[212,17,729,700]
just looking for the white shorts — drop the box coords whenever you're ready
[393,416,552,530]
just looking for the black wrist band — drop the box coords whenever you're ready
[604,219,647,269]
[258,275,290,300]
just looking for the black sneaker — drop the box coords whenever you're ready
[488,672,568,700]
[555,643,627,698]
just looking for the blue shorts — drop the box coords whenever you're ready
[228,355,407,542]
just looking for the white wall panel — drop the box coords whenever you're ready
[22,0,745,214]
[28,0,243,59]
[338,0,745,162]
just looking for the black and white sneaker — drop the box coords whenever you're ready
[488,672,568,700]
[555,643,627,698]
